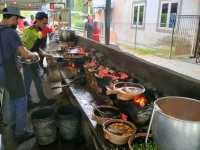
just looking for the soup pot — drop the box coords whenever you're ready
[151,96,200,150]
[59,29,76,42]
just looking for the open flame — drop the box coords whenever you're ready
[67,63,77,68]
[79,47,86,54]
[133,94,147,108]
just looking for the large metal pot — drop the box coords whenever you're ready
[151,96,200,150]
[59,29,76,42]
[47,65,62,82]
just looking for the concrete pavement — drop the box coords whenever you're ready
[119,46,200,81]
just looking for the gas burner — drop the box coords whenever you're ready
[144,88,163,102]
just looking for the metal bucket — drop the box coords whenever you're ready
[31,107,57,146]
[47,65,62,82]
[49,81,63,97]
[151,96,200,150]
[57,106,81,141]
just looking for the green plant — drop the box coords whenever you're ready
[120,44,157,55]
[73,0,85,11]
[72,15,84,29]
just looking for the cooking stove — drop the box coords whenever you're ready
[110,85,163,126]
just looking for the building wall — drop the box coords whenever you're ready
[181,0,200,15]
[135,0,165,48]
[112,0,170,48]
[112,0,134,43]
[112,0,199,52]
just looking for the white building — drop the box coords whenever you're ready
[111,0,200,56]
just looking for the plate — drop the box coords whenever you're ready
[17,56,39,64]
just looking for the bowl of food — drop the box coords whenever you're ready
[119,88,145,100]
[92,105,121,125]
[114,82,139,89]
[106,82,145,101]
[103,119,136,145]
[128,133,158,150]
[117,83,145,97]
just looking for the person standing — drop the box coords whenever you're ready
[17,18,24,31]
[22,12,50,107]
[0,6,39,140]
[40,25,53,49]
[92,21,100,42]
[84,15,94,39]
[30,14,35,26]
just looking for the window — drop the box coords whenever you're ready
[159,1,179,29]
[132,2,145,27]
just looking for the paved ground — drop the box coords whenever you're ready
[119,46,200,81]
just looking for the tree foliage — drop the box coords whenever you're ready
[73,0,84,11]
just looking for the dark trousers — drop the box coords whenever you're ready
[23,63,47,103]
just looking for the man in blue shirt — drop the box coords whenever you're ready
[0,7,39,141]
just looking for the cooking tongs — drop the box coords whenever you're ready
[51,75,85,89]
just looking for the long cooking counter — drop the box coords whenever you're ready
[60,69,129,150]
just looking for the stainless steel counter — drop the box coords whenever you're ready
[60,70,129,150]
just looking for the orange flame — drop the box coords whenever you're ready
[79,47,85,54]
[133,95,147,108]
[71,63,75,68]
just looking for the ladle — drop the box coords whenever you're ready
[51,75,84,89]
[91,103,112,117]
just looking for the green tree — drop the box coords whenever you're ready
[73,0,84,11]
